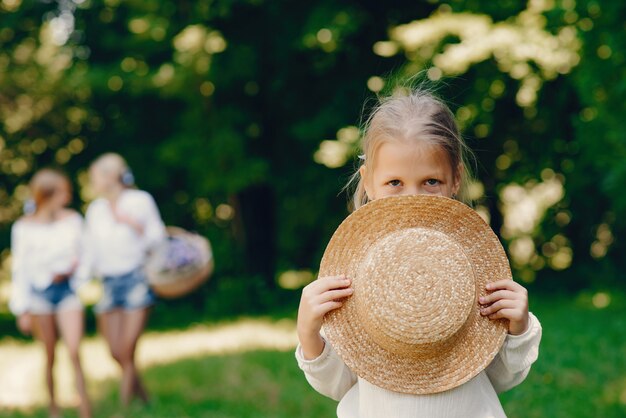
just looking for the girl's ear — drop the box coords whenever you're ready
[452,163,464,197]
[359,165,374,201]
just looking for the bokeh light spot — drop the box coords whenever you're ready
[316,28,332,44]
[367,76,385,92]
[107,75,123,91]
[591,292,610,309]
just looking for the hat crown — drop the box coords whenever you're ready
[354,227,475,357]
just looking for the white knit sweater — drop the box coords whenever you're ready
[296,312,541,418]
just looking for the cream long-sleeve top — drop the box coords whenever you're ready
[76,189,166,280]
[296,312,541,418]
[10,212,83,315]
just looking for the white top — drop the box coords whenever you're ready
[77,189,166,279]
[296,312,542,418]
[10,213,83,315]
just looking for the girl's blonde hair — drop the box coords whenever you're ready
[347,88,474,210]
[90,152,134,187]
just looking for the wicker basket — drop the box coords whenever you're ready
[145,227,214,298]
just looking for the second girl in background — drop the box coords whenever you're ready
[77,153,166,406]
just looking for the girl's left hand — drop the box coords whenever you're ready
[479,279,529,335]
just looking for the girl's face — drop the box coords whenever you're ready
[361,140,460,201]
[89,165,118,196]
[46,182,71,211]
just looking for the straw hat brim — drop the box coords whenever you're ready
[319,195,510,394]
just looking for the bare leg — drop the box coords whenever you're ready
[56,309,91,418]
[98,309,150,405]
[97,309,124,365]
[118,308,150,405]
[32,314,60,418]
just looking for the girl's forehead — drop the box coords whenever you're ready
[375,140,452,172]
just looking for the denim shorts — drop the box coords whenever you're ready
[29,280,82,315]
[94,268,156,314]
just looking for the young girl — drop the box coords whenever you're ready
[10,168,91,418]
[77,153,165,406]
[296,89,542,417]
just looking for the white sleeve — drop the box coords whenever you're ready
[485,312,542,393]
[9,222,31,316]
[73,207,95,285]
[295,339,358,401]
[140,192,166,249]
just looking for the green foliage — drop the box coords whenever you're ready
[0,0,625,303]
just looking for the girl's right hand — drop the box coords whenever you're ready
[110,202,144,235]
[52,273,70,284]
[297,275,353,360]
[17,314,32,335]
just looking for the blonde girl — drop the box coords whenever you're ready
[296,89,542,417]
[77,153,165,405]
[10,168,91,418]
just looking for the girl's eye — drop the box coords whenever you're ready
[388,179,402,187]
[425,179,440,186]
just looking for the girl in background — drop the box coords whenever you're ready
[10,168,91,418]
[77,153,165,406]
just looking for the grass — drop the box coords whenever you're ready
[2,350,336,418]
[499,292,626,418]
[1,292,626,418]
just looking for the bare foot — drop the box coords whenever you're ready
[78,401,92,418]
[48,404,61,418]
[134,378,150,404]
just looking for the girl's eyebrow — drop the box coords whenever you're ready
[380,173,446,179]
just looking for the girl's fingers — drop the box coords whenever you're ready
[306,275,351,295]
[316,287,354,304]
[486,279,527,294]
[487,309,509,319]
[317,300,343,316]
[479,289,519,305]
[300,277,352,324]
[479,299,517,316]
[487,308,527,322]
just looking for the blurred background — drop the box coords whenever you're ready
[0,0,624,417]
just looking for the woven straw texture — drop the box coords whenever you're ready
[146,227,214,298]
[319,195,510,394]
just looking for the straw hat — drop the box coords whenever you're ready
[319,195,510,394]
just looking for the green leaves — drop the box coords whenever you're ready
[1,0,625,295]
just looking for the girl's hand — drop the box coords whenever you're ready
[113,210,144,235]
[51,260,78,284]
[52,273,69,284]
[17,314,32,335]
[297,275,353,359]
[479,279,529,335]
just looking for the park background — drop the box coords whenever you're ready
[0,0,625,416]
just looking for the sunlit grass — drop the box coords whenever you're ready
[2,350,337,418]
[0,318,298,410]
[1,294,625,417]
